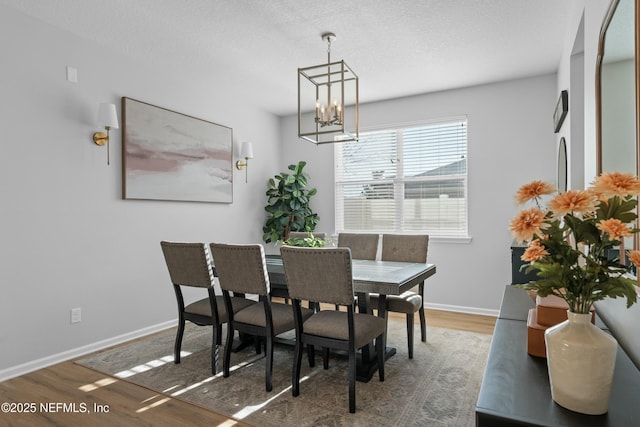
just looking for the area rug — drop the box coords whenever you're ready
[76,320,491,427]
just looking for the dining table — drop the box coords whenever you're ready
[265,254,437,382]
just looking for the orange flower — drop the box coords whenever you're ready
[515,181,556,204]
[510,207,546,243]
[548,190,598,217]
[627,250,640,268]
[596,218,632,240]
[591,172,640,199]
[521,240,549,263]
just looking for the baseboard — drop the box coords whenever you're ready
[424,302,499,318]
[0,320,177,383]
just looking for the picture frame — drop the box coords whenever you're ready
[553,90,568,133]
[122,97,233,203]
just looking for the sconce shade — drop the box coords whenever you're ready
[240,142,254,159]
[97,103,119,129]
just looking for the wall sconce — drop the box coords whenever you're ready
[92,103,119,165]
[235,142,254,183]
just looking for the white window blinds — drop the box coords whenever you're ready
[335,117,468,237]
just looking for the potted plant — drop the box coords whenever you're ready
[263,161,319,244]
[509,172,640,414]
[283,231,327,247]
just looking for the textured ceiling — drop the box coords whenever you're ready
[1,0,579,116]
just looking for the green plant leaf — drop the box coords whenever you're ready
[263,161,319,243]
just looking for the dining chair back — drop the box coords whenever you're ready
[281,246,386,413]
[160,241,255,374]
[209,242,313,392]
[381,234,429,263]
[372,234,429,358]
[337,233,379,260]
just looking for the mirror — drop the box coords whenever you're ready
[597,0,639,256]
[558,137,567,193]
[597,0,638,175]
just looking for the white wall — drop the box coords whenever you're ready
[279,74,558,315]
[0,5,280,378]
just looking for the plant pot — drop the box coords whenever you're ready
[544,310,617,415]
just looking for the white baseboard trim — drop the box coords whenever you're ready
[0,320,177,383]
[424,302,499,318]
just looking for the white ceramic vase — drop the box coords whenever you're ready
[544,310,617,415]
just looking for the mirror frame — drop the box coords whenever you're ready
[596,0,640,254]
[596,0,640,175]
[558,137,568,193]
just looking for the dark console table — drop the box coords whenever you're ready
[475,285,640,426]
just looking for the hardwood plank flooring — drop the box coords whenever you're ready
[0,310,495,427]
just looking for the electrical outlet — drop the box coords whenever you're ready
[71,308,82,324]
[66,66,78,83]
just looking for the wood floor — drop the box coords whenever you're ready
[0,310,495,427]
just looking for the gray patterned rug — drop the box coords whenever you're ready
[76,319,491,427]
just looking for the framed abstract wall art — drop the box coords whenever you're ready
[122,97,233,203]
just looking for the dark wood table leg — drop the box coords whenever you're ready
[355,292,396,382]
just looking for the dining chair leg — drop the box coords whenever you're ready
[407,313,415,359]
[266,335,274,392]
[174,318,185,365]
[322,347,330,370]
[376,334,385,382]
[348,345,356,413]
[307,344,315,367]
[419,306,427,342]
[223,325,234,378]
[216,325,223,345]
[211,326,218,375]
[292,340,303,397]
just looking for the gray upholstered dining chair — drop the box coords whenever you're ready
[209,242,314,392]
[369,234,429,358]
[281,246,386,413]
[334,233,380,310]
[160,241,256,374]
[337,233,379,260]
[281,231,328,305]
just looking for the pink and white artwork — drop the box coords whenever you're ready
[122,97,233,203]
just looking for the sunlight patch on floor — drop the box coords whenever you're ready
[115,353,188,379]
[231,371,315,420]
[136,395,171,413]
[170,354,263,397]
[214,420,239,427]
[232,384,292,419]
[78,376,118,392]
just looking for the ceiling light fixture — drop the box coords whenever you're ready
[298,32,359,144]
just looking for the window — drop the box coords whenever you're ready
[334,117,468,238]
